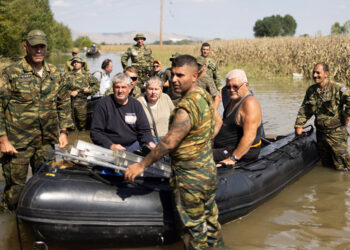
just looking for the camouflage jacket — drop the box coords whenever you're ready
[197,73,218,98]
[121,44,153,72]
[64,58,89,73]
[65,71,99,98]
[0,57,74,148]
[170,87,216,171]
[161,67,181,103]
[295,81,350,131]
[199,56,221,89]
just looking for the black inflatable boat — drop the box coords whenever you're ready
[16,127,319,248]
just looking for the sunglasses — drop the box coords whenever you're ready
[130,76,138,81]
[153,65,160,68]
[226,82,246,91]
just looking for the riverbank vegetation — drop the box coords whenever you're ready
[0,0,72,57]
[102,35,350,83]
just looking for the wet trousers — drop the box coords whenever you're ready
[316,126,350,171]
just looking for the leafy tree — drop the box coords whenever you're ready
[282,14,297,36]
[73,36,93,49]
[0,0,72,57]
[253,14,297,37]
[331,20,350,35]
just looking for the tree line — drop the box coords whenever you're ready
[0,0,72,57]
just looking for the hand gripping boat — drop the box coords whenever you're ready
[16,126,319,248]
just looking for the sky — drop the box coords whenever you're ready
[50,0,349,40]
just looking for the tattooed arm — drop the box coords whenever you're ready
[124,108,191,182]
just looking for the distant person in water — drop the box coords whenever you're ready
[64,47,89,73]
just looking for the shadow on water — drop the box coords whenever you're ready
[1,57,350,249]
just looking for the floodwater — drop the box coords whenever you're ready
[1,52,350,250]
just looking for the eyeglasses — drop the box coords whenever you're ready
[130,76,138,81]
[226,82,246,91]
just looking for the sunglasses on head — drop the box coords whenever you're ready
[130,76,138,81]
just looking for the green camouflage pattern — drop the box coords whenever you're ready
[197,74,218,98]
[169,87,223,249]
[130,85,142,98]
[316,126,350,170]
[65,71,99,130]
[64,57,90,73]
[0,142,54,211]
[295,81,350,170]
[199,56,221,89]
[161,67,181,104]
[121,45,153,86]
[0,57,74,148]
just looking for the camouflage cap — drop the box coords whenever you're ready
[26,29,47,46]
[169,52,181,61]
[134,33,146,41]
[196,56,206,66]
[72,47,80,53]
[70,56,85,65]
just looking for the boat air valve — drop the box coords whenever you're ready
[158,233,165,245]
[33,241,48,250]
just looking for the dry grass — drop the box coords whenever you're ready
[208,35,350,83]
[102,35,350,83]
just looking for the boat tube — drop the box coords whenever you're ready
[17,126,319,248]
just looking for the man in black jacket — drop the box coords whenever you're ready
[90,73,155,152]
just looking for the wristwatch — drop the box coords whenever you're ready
[230,155,238,162]
[60,129,68,135]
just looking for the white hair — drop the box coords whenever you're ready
[145,76,163,89]
[225,69,248,83]
[112,73,132,86]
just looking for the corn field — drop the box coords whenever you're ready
[205,35,350,84]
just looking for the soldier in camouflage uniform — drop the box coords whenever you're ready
[196,56,218,100]
[125,55,224,249]
[295,62,350,171]
[0,30,73,212]
[64,47,89,73]
[66,57,99,130]
[121,33,153,89]
[161,53,182,105]
[199,43,221,89]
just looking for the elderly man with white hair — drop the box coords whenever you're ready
[213,69,263,165]
[90,73,155,152]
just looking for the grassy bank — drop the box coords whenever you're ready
[102,35,350,83]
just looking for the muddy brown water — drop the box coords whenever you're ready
[1,53,349,249]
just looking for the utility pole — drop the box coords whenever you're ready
[160,0,163,46]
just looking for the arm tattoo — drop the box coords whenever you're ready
[141,108,191,167]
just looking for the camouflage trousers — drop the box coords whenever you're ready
[0,143,54,212]
[170,172,224,250]
[72,97,87,131]
[316,126,350,171]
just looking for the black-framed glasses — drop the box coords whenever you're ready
[130,77,138,81]
[226,82,246,91]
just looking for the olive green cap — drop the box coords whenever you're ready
[70,56,85,65]
[72,47,80,53]
[26,29,47,46]
[169,52,181,61]
[134,33,146,41]
[196,56,206,66]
